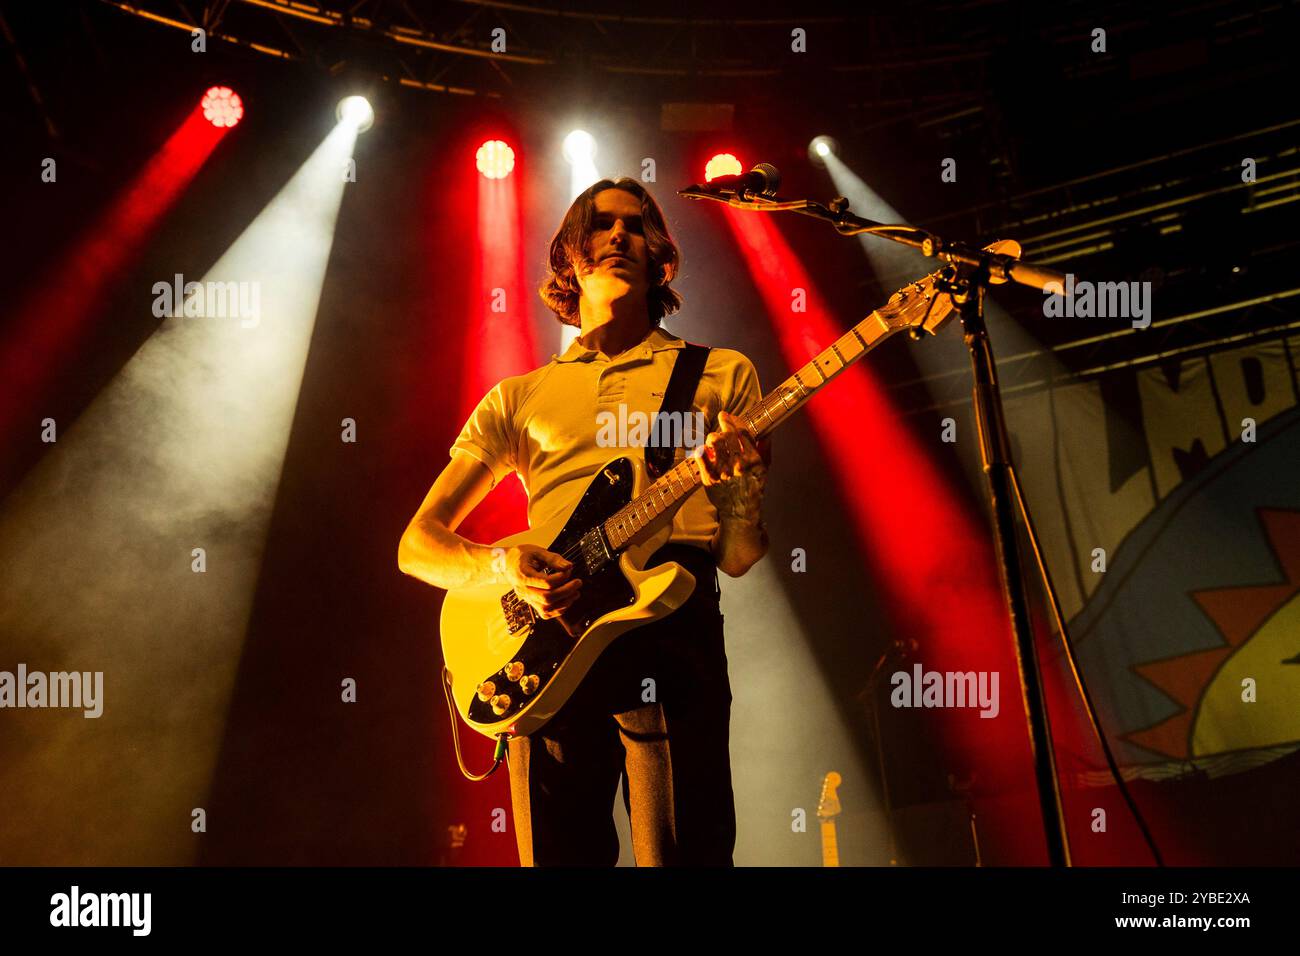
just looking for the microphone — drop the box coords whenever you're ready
[685,162,781,198]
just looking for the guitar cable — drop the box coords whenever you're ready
[441,665,510,781]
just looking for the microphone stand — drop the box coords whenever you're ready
[683,183,1074,866]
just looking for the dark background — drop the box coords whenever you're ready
[1,0,1296,866]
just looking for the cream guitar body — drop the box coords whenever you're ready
[440,453,699,739]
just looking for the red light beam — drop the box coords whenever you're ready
[724,207,1046,859]
[0,106,228,461]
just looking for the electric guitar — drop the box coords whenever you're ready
[440,241,1018,739]
[818,772,843,867]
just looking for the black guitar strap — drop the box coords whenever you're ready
[645,342,711,479]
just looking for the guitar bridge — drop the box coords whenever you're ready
[500,591,536,634]
[495,528,611,635]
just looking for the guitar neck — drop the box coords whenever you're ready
[603,309,904,552]
[820,820,840,867]
[740,308,902,440]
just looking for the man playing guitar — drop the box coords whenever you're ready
[398,178,771,865]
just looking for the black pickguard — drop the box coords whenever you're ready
[466,457,639,726]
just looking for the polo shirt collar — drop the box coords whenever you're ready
[554,325,685,363]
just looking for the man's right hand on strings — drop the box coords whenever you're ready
[504,543,582,619]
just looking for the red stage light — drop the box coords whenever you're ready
[476,140,516,179]
[705,153,742,181]
[1,107,225,481]
[201,86,244,128]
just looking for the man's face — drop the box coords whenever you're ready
[574,188,651,311]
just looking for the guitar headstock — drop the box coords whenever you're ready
[817,771,843,820]
[875,239,1022,337]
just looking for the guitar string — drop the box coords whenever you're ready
[510,395,781,599]
[525,296,913,575]
[503,300,920,615]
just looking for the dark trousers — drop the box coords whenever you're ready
[506,544,736,866]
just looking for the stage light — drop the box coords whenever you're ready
[463,131,535,544]
[201,86,244,128]
[705,152,742,182]
[1,107,226,486]
[562,129,599,200]
[336,95,374,132]
[0,118,359,864]
[808,135,838,166]
[476,139,516,180]
[562,129,596,164]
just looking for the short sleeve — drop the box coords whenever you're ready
[449,382,516,488]
[724,353,763,419]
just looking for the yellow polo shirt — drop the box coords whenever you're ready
[450,325,763,552]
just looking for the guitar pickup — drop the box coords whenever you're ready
[578,528,611,573]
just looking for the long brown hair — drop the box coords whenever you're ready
[539,178,683,328]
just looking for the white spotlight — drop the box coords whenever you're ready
[336,96,375,133]
[809,135,838,166]
[562,129,600,201]
[563,129,596,164]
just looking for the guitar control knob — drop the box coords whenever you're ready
[490,694,511,716]
[505,661,525,682]
[476,681,495,702]
[519,675,540,696]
